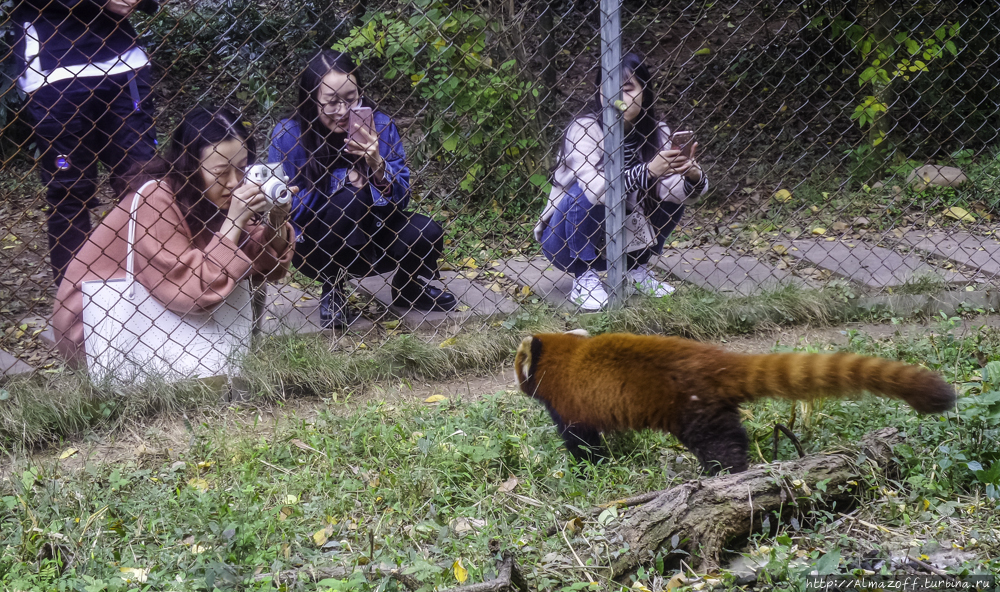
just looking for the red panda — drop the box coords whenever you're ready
[514,332,956,474]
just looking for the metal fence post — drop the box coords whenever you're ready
[600,0,625,308]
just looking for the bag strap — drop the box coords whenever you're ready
[126,180,159,300]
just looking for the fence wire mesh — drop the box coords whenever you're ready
[0,0,999,380]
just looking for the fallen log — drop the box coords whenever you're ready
[608,427,904,578]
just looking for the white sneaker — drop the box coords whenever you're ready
[629,264,675,297]
[570,269,609,311]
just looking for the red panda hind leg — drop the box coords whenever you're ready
[675,405,750,475]
[543,403,606,463]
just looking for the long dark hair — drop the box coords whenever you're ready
[130,105,256,235]
[557,52,663,173]
[294,49,376,193]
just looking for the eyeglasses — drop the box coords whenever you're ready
[318,96,360,115]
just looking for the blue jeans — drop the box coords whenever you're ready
[541,183,685,276]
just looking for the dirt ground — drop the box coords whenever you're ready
[12,314,997,477]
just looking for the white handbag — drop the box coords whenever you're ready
[81,181,253,383]
[624,210,657,253]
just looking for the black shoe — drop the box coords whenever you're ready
[391,275,459,312]
[320,283,359,329]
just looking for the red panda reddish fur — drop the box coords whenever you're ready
[514,332,956,473]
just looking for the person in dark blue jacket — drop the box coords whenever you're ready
[12,0,159,286]
[270,50,458,328]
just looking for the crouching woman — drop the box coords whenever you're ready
[52,105,295,368]
[535,52,708,310]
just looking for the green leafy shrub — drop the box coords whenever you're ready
[334,0,545,207]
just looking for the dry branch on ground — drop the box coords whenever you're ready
[606,427,903,577]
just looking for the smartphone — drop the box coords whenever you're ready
[671,131,696,159]
[347,105,375,144]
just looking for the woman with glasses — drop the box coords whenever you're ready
[270,50,457,328]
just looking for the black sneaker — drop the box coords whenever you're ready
[391,275,459,312]
[320,282,359,329]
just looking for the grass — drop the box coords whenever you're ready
[3,325,1000,590]
[593,282,853,341]
[1,278,977,450]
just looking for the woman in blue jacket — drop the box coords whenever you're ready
[270,50,457,328]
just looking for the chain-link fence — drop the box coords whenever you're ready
[0,0,998,380]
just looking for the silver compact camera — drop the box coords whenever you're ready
[245,163,292,207]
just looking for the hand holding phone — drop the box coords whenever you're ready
[671,131,696,159]
[348,105,375,146]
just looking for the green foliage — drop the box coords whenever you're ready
[334,0,544,205]
[811,14,962,180]
[135,0,324,115]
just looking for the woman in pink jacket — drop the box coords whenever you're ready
[53,105,295,367]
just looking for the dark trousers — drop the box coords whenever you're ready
[567,201,685,276]
[24,67,157,285]
[293,187,445,288]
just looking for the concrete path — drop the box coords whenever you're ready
[5,231,996,377]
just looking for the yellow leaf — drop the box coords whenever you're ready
[119,567,149,583]
[694,47,711,56]
[632,582,653,592]
[188,478,209,493]
[459,257,478,269]
[382,320,400,330]
[520,285,532,297]
[453,559,468,583]
[666,574,688,592]
[944,206,975,222]
[773,245,787,255]
[439,337,458,348]
[59,448,78,460]
[811,227,827,235]
[424,394,448,403]
[772,189,792,202]
[197,461,213,469]
[313,528,329,546]
[191,543,207,554]
[284,495,298,504]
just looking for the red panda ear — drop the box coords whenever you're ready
[516,335,535,381]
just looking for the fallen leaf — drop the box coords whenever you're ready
[290,439,322,455]
[944,206,975,222]
[284,494,298,504]
[439,337,458,348]
[191,543,207,554]
[498,477,518,493]
[382,320,400,330]
[188,478,209,493]
[773,245,787,255]
[811,227,827,235]
[59,448,78,460]
[694,47,711,56]
[424,394,448,403]
[773,189,792,202]
[197,461,213,469]
[313,528,329,547]
[453,558,468,583]
[119,567,149,583]
[564,516,583,534]
[666,574,688,592]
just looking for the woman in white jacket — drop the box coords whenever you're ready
[535,52,708,310]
